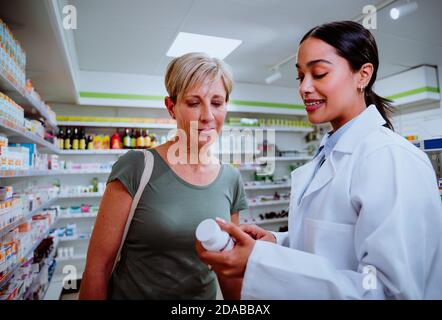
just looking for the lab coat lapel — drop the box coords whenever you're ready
[301,152,335,201]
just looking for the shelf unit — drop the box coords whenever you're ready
[0,67,57,130]
[241,217,288,226]
[244,183,291,191]
[248,199,290,208]
[0,217,59,289]
[0,169,111,178]
[0,197,58,238]
[0,119,59,153]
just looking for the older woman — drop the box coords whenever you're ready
[79,52,248,299]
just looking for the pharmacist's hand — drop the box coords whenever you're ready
[239,224,277,243]
[196,218,255,278]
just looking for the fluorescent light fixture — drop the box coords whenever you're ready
[166,32,242,60]
[390,1,418,20]
[265,69,282,84]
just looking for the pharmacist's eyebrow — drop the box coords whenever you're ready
[296,59,333,69]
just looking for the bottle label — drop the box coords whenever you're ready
[64,139,71,150]
[72,139,79,150]
[136,137,145,148]
[79,139,86,150]
[124,136,131,148]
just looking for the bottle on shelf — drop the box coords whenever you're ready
[87,135,94,150]
[111,129,122,149]
[118,128,125,148]
[102,133,110,150]
[93,135,102,150]
[130,129,136,149]
[72,127,79,150]
[144,129,151,148]
[149,133,157,148]
[58,127,65,150]
[64,127,72,150]
[123,129,131,149]
[136,129,145,149]
[79,128,86,150]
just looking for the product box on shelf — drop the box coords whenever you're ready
[8,143,36,169]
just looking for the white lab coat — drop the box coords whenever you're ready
[241,105,442,299]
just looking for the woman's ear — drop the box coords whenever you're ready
[358,63,374,88]
[165,97,176,119]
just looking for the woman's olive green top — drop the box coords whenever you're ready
[107,149,248,299]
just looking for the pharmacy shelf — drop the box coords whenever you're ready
[244,183,291,191]
[59,149,127,155]
[43,278,64,300]
[248,199,290,208]
[223,126,313,133]
[0,67,57,130]
[241,217,288,226]
[0,218,58,289]
[0,118,60,153]
[57,254,87,262]
[57,192,103,199]
[59,234,91,242]
[0,169,111,178]
[59,213,98,219]
[0,197,58,238]
[57,121,176,130]
[258,156,313,162]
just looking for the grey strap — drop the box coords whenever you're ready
[112,150,155,273]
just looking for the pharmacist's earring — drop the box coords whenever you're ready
[359,86,365,93]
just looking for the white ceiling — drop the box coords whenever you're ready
[1,0,441,103]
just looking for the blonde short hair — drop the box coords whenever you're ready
[165,52,233,104]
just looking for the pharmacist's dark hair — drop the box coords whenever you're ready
[300,21,394,130]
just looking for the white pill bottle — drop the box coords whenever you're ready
[196,218,234,252]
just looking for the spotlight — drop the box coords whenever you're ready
[265,69,282,84]
[390,1,418,20]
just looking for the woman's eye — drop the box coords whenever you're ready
[212,102,223,107]
[313,73,327,79]
[187,102,199,107]
[296,75,304,82]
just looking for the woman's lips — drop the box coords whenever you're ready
[304,100,325,113]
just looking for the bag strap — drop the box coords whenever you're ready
[112,150,155,273]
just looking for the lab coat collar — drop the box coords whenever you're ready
[333,105,386,154]
[296,105,385,204]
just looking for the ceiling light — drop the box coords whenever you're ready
[390,1,418,20]
[265,70,282,84]
[166,32,242,60]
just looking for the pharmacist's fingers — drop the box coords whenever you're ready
[239,224,266,239]
[215,217,251,244]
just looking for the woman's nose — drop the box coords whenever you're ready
[200,103,215,122]
[299,76,314,97]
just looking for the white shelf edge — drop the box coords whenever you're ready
[59,213,98,219]
[56,254,87,262]
[57,121,176,129]
[57,193,103,199]
[244,183,291,191]
[59,149,127,155]
[241,217,288,225]
[0,169,111,178]
[247,199,290,208]
[223,126,313,132]
[59,234,91,242]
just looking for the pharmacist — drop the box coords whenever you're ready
[196,21,442,299]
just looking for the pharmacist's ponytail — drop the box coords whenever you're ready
[301,21,394,130]
[364,88,394,130]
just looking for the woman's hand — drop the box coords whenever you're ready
[239,224,277,243]
[196,219,256,278]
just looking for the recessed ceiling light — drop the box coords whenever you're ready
[166,32,242,60]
